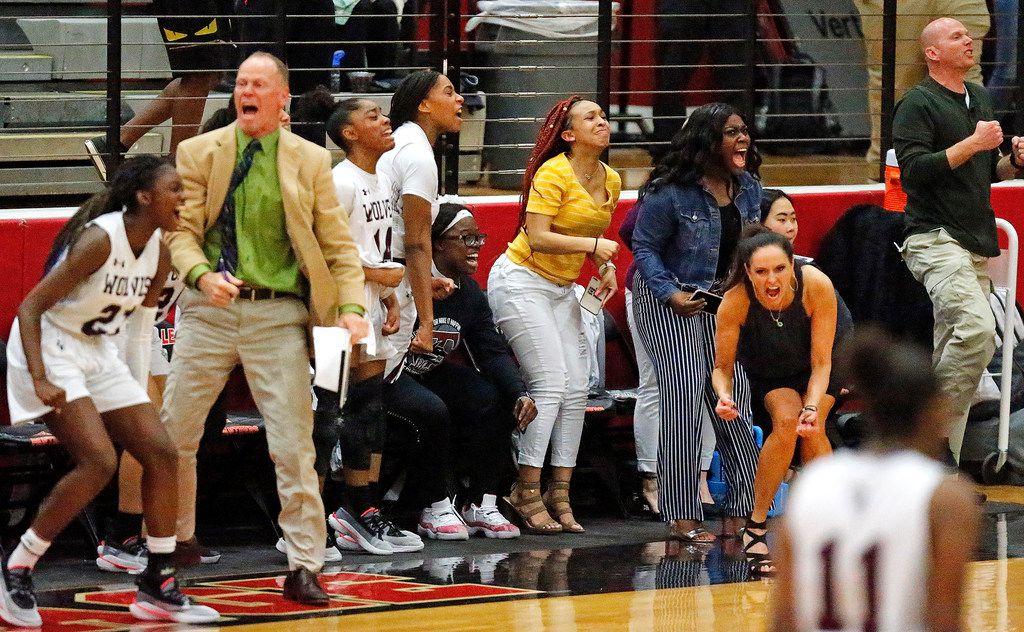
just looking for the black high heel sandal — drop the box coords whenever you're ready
[742,518,776,577]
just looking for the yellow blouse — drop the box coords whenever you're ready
[506,153,621,285]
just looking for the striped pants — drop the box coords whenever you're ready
[632,274,759,522]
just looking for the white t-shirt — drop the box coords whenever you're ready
[45,211,162,339]
[376,122,439,260]
[786,449,945,632]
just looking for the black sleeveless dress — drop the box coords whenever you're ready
[736,263,849,428]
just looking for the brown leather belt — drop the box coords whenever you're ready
[237,286,298,301]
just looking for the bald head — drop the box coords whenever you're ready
[919,17,974,75]
[920,17,964,50]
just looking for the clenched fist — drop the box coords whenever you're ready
[972,120,1003,152]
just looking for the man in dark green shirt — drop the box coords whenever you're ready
[894,17,1024,463]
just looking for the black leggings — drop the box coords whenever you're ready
[386,363,516,506]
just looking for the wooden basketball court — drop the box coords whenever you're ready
[5,484,1022,632]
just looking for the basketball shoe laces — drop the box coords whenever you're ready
[5,567,36,610]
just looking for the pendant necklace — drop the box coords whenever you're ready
[769,309,784,328]
[570,153,598,181]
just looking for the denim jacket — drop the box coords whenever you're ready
[631,172,762,303]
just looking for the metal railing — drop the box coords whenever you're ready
[0,0,1020,199]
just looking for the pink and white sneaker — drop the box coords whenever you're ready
[461,494,521,539]
[417,498,469,540]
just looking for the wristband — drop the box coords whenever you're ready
[592,237,599,254]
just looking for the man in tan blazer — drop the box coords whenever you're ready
[162,51,368,605]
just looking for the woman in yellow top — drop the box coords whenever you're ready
[487,96,621,534]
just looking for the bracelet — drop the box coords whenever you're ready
[801,405,818,412]
[599,261,617,275]
[592,237,599,254]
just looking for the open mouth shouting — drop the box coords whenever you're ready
[733,147,748,170]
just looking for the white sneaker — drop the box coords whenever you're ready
[130,575,219,624]
[275,535,342,563]
[0,561,41,628]
[96,536,148,574]
[417,498,469,540]
[328,508,394,556]
[462,494,521,539]
[377,512,425,552]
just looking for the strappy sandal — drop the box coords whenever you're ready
[543,481,585,533]
[742,518,776,577]
[503,481,563,535]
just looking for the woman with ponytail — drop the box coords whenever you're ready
[713,225,847,577]
[2,157,218,626]
[376,69,469,540]
[630,102,761,545]
[772,328,978,632]
[487,96,621,534]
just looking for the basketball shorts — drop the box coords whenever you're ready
[6,319,150,424]
[153,0,233,78]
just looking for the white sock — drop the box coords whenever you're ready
[8,528,50,570]
[145,535,176,555]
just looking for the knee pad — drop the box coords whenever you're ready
[312,406,341,477]
[337,375,384,470]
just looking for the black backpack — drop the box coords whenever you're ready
[756,51,842,154]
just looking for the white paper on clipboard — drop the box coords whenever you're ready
[313,326,353,404]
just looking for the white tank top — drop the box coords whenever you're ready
[786,449,945,632]
[44,211,162,338]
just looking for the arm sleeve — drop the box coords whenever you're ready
[525,165,566,218]
[464,280,529,399]
[395,144,438,202]
[893,94,953,187]
[167,139,217,287]
[124,306,157,388]
[631,191,682,304]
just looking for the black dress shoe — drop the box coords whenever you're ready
[282,568,329,606]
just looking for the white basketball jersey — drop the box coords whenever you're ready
[333,159,395,266]
[44,211,162,338]
[787,450,945,632]
[376,122,439,260]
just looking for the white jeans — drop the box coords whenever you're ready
[488,255,589,468]
[626,289,714,475]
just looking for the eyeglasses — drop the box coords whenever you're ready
[723,126,751,139]
[442,233,487,247]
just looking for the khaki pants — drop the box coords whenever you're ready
[853,0,989,167]
[162,290,326,571]
[902,229,996,460]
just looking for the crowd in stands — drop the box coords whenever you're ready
[3,5,1024,629]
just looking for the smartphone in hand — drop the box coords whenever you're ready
[580,276,604,315]
[691,289,723,314]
